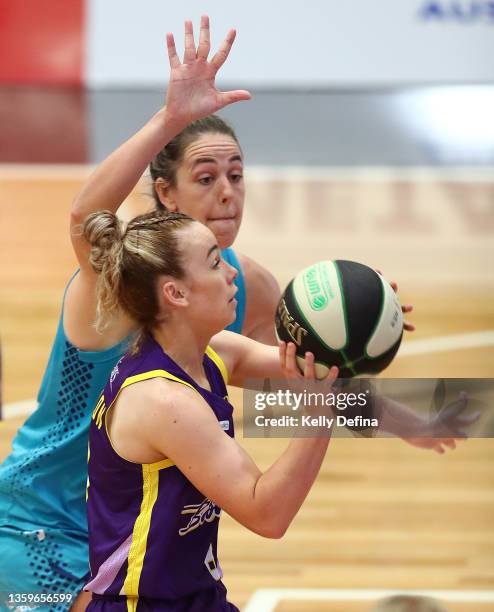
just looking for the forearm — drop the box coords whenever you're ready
[71,108,184,221]
[376,395,428,437]
[252,436,330,537]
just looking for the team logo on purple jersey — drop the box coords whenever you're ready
[109,357,124,391]
[179,498,222,536]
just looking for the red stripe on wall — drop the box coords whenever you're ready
[0,0,84,85]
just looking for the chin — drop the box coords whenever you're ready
[208,224,240,250]
[223,310,237,329]
[217,233,237,250]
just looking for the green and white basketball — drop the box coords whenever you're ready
[275,260,404,378]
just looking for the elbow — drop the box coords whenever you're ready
[71,197,87,226]
[262,524,287,540]
[248,516,289,540]
[70,200,85,230]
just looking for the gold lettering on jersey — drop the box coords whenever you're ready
[277,298,308,346]
[178,498,221,536]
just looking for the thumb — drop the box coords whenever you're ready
[217,89,252,110]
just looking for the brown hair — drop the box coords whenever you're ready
[83,209,194,349]
[149,114,240,208]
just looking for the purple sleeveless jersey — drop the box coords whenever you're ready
[85,334,239,612]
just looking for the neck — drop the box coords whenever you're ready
[151,318,213,383]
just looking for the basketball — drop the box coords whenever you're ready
[275,260,404,378]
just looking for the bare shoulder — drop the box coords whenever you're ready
[107,376,209,464]
[236,252,281,344]
[121,376,202,419]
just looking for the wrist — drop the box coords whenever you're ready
[155,106,189,140]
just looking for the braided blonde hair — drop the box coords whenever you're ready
[83,209,194,348]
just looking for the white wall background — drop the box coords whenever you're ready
[86,0,494,88]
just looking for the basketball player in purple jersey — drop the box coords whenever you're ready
[82,207,339,611]
[82,205,468,611]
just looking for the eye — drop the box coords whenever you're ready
[198,175,214,185]
[213,256,221,269]
[230,173,243,183]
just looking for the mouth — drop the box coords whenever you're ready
[208,216,237,222]
[228,287,238,303]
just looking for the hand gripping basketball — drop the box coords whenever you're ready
[279,340,339,383]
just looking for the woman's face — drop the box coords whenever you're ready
[159,133,245,250]
[176,222,238,331]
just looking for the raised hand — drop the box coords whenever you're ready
[164,15,251,129]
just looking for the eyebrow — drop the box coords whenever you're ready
[191,155,243,169]
[207,245,219,260]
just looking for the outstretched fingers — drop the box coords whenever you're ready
[210,29,236,72]
[197,15,211,60]
[183,20,196,64]
[166,33,181,69]
[217,89,252,109]
[163,17,251,123]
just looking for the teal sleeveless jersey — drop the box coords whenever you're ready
[0,248,245,581]
[0,289,129,581]
[222,248,246,334]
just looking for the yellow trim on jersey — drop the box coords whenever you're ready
[92,394,104,420]
[86,444,91,502]
[92,394,106,429]
[126,598,137,612]
[101,358,225,474]
[147,457,174,472]
[123,464,159,598]
[205,345,229,386]
[121,369,198,393]
[102,368,201,470]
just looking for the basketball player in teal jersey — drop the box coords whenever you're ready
[0,17,277,611]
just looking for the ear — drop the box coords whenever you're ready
[154,178,178,212]
[161,280,188,308]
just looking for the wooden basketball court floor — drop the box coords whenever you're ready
[0,166,493,611]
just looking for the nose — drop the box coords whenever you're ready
[218,175,234,204]
[225,261,238,284]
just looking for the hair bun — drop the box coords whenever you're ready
[83,211,124,274]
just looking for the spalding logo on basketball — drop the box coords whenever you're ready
[275,260,403,378]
